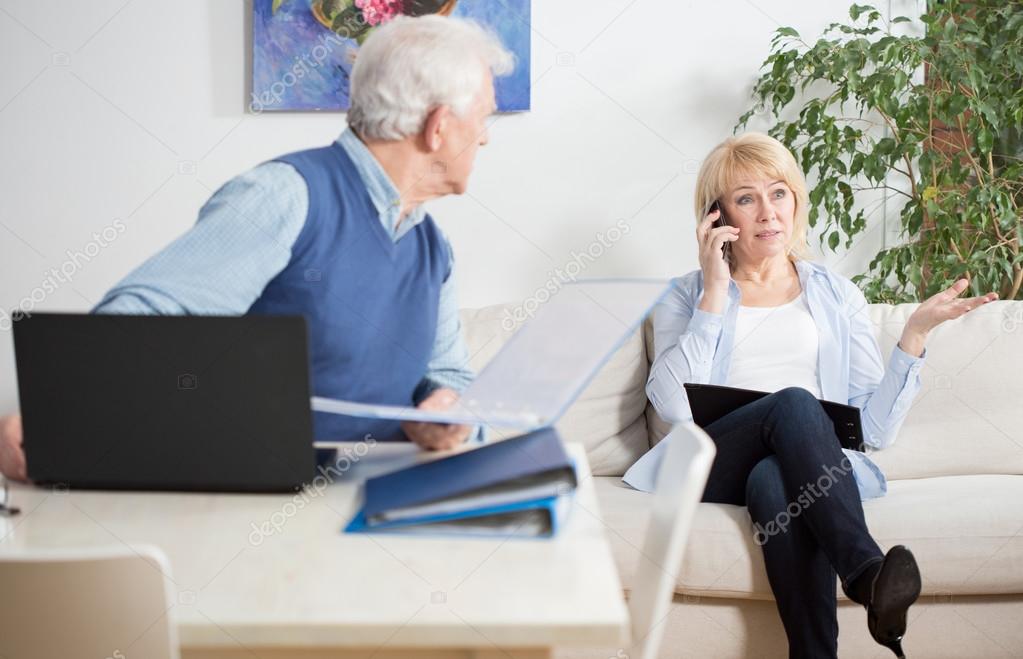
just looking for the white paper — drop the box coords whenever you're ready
[312,278,670,429]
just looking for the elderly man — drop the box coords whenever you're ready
[0,15,513,481]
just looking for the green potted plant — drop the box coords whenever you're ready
[739,1,1023,302]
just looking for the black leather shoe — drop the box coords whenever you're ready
[867,545,922,658]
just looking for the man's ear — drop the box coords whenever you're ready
[421,105,450,153]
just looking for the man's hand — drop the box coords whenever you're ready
[0,414,27,482]
[401,388,473,451]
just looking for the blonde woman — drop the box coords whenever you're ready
[623,132,999,658]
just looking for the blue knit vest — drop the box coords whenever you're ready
[248,143,450,442]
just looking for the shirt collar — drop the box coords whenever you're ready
[725,258,816,299]
[336,128,426,240]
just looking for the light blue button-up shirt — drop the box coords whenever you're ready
[94,128,475,397]
[623,259,926,500]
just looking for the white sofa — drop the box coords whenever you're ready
[460,297,1023,658]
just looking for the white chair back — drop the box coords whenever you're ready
[0,544,179,659]
[627,422,715,659]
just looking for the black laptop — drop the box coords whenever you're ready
[13,313,316,492]
[683,382,865,451]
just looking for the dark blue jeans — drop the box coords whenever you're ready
[700,387,884,659]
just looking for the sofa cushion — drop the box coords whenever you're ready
[459,305,650,476]
[593,473,1023,600]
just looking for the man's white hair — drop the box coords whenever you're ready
[347,15,514,141]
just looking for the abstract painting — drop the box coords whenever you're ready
[252,0,531,112]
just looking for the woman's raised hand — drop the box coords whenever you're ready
[906,278,999,336]
[898,277,999,356]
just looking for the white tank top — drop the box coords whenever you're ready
[726,293,822,397]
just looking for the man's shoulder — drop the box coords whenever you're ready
[265,144,354,193]
[241,160,306,188]
[199,161,308,214]
[269,144,340,168]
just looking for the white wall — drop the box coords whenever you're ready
[0,0,912,411]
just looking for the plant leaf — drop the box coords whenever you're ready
[977,128,994,153]
[828,231,840,251]
[849,4,875,20]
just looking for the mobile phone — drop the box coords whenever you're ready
[708,200,730,258]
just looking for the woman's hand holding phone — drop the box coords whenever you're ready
[697,202,739,298]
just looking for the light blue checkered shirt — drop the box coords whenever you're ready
[94,129,475,396]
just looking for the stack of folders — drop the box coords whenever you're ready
[345,427,578,538]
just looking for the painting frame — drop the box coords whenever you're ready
[252,0,531,113]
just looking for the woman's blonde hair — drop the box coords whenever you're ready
[694,132,811,264]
